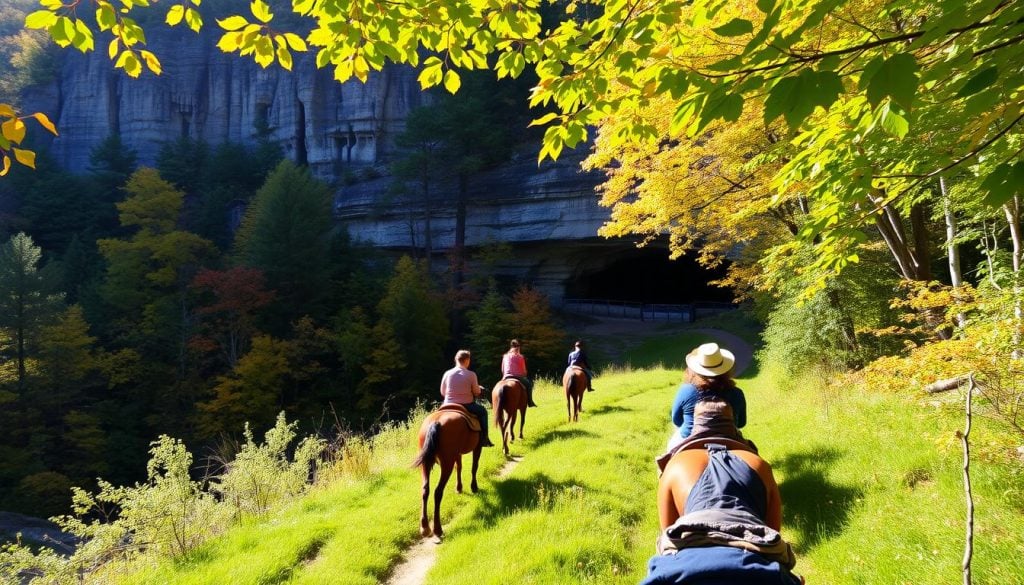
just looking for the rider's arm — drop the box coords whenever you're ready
[732,388,747,429]
[439,371,449,398]
[671,385,694,428]
[470,371,481,398]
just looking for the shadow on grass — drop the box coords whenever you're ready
[529,427,598,449]
[584,404,632,416]
[475,472,584,526]
[775,447,861,551]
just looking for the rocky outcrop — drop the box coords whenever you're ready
[41,26,425,179]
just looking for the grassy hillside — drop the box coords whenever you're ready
[99,328,1023,584]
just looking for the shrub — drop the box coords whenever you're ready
[212,412,326,517]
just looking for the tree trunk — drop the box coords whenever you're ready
[422,176,433,262]
[942,177,965,328]
[1004,197,1022,357]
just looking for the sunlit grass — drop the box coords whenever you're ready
[101,328,1024,585]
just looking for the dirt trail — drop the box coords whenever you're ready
[384,456,522,585]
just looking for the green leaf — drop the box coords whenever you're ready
[980,162,1024,207]
[712,18,753,37]
[96,5,117,29]
[184,8,203,32]
[764,69,842,129]
[863,53,918,110]
[956,66,998,98]
[877,103,908,138]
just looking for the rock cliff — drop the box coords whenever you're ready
[40,25,425,179]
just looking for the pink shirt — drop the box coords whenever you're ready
[440,365,480,404]
[502,352,527,377]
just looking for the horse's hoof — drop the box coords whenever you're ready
[471,482,479,493]
[456,485,463,494]
[420,524,432,537]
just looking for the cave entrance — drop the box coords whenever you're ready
[566,247,734,304]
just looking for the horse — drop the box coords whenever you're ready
[563,366,587,422]
[411,405,482,538]
[492,378,527,455]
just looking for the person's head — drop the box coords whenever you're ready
[684,343,736,391]
[455,349,471,366]
[509,339,520,352]
[574,340,582,349]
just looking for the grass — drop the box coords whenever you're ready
[100,326,1024,585]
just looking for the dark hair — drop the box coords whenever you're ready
[510,339,520,348]
[685,368,736,393]
[574,340,582,347]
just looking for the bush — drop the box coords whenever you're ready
[212,413,325,517]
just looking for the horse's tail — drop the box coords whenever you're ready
[411,421,442,469]
[494,385,505,429]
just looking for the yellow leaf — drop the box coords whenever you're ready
[0,103,15,118]
[25,10,58,30]
[217,32,243,53]
[12,148,36,169]
[251,0,273,24]
[443,69,461,94]
[166,4,185,26]
[283,33,307,52]
[185,8,203,32]
[0,155,10,177]
[354,55,369,82]
[217,15,248,31]
[276,45,293,71]
[2,118,27,144]
[29,113,58,136]
[140,50,162,75]
[108,38,119,59]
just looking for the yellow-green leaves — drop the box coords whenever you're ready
[0,105,58,176]
[216,3,308,72]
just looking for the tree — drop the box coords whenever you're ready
[509,286,566,378]
[23,0,1022,293]
[97,168,215,386]
[234,160,334,331]
[0,232,62,391]
[358,257,448,411]
[189,267,275,370]
[466,283,513,385]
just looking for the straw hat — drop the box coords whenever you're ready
[685,343,735,377]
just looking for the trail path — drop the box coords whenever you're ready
[574,316,755,375]
[383,456,522,585]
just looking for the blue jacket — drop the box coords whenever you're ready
[671,383,746,438]
[567,348,590,369]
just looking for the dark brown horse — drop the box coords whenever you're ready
[411,405,481,538]
[492,378,527,455]
[563,366,587,422]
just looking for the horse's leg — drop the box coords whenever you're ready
[566,392,572,423]
[419,461,432,537]
[470,442,481,493]
[508,410,516,445]
[518,406,525,439]
[433,459,455,538]
[455,454,464,494]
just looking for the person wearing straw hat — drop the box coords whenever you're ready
[666,343,747,453]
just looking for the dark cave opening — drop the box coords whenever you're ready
[566,248,734,304]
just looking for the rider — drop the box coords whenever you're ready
[501,339,537,407]
[642,444,802,584]
[567,340,596,392]
[667,343,747,452]
[440,350,494,448]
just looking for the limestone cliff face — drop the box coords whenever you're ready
[44,26,425,178]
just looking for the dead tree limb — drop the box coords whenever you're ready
[961,374,975,585]
[925,376,969,393]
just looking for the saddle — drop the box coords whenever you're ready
[437,403,481,433]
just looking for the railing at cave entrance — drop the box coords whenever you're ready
[560,299,736,322]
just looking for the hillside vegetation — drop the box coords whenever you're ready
[77,329,1024,585]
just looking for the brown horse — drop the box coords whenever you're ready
[492,378,527,455]
[411,406,481,538]
[563,366,587,422]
